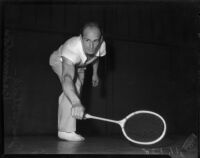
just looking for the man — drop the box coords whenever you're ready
[49,22,106,141]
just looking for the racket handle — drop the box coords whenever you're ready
[83,113,120,125]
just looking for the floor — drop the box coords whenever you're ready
[4,134,198,158]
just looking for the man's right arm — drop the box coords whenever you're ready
[61,56,85,119]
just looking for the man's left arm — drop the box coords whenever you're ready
[92,58,99,87]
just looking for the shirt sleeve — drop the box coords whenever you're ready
[97,41,106,57]
[61,44,81,65]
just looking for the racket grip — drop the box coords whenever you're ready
[83,113,89,120]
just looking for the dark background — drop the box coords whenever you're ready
[2,0,199,138]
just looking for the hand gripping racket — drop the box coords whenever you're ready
[84,110,167,145]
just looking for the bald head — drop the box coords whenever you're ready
[81,22,102,37]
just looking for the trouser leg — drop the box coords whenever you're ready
[58,70,84,132]
[50,60,76,132]
[58,92,76,132]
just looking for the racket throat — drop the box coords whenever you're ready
[118,119,126,127]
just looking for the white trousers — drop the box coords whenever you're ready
[49,53,85,132]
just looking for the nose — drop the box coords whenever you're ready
[89,41,94,49]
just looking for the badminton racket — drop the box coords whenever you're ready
[84,110,167,145]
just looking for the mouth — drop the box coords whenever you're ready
[86,49,95,54]
[86,53,95,57]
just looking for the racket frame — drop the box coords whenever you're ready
[84,110,167,145]
[121,110,167,145]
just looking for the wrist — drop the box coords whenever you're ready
[92,72,98,76]
[71,98,81,106]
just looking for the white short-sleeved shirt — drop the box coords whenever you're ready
[51,35,106,67]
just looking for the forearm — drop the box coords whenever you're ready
[62,76,81,105]
[62,76,85,120]
[93,59,99,76]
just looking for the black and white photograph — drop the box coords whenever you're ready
[1,0,199,158]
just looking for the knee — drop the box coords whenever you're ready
[51,64,62,78]
[58,93,64,104]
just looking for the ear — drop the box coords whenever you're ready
[96,36,104,52]
[100,35,104,44]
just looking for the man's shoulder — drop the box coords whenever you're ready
[60,36,82,64]
[64,36,81,47]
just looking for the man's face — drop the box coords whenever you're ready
[81,27,101,57]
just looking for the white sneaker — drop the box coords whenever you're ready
[58,131,85,141]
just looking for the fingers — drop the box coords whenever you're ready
[72,107,83,119]
[92,75,99,87]
[92,79,99,87]
[71,104,85,120]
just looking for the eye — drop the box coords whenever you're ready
[83,38,89,42]
[94,40,99,44]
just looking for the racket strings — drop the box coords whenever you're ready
[124,113,164,142]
